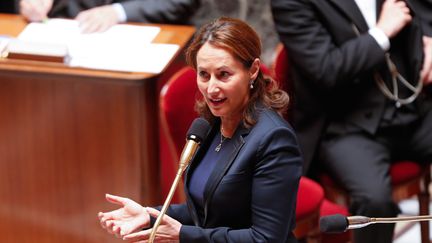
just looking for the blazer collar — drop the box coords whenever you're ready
[184,119,250,226]
[328,0,370,32]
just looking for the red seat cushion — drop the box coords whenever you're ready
[296,177,324,220]
[320,199,349,217]
[390,160,421,184]
[320,160,421,187]
[320,200,351,243]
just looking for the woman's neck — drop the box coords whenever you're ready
[220,116,242,138]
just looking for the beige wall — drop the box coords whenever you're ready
[190,0,279,66]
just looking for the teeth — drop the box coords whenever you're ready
[212,98,224,102]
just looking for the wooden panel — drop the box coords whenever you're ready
[0,14,195,243]
[0,71,158,242]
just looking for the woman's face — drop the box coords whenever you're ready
[196,43,258,122]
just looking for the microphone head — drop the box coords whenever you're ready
[186,118,211,143]
[319,214,348,233]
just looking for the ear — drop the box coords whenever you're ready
[249,58,260,81]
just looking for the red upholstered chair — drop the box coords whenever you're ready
[295,177,324,242]
[320,161,431,243]
[319,200,351,243]
[272,44,291,94]
[272,43,431,243]
[159,66,200,203]
[271,44,294,121]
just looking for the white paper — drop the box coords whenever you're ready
[0,36,12,55]
[17,19,179,73]
[69,43,179,73]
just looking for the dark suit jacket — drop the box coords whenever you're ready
[161,108,302,242]
[45,0,200,24]
[271,0,432,173]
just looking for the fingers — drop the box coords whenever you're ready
[146,207,161,218]
[75,6,119,33]
[377,0,412,38]
[98,195,153,240]
[20,0,50,22]
[121,208,180,242]
[421,36,432,85]
[122,208,161,241]
[146,207,177,225]
[123,228,151,241]
[98,213,125,238]
[105,193,128,206]
[98,206,124,230]
[111,223,124,238]
[98,211,115,229]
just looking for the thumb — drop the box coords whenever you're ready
[146,207,161,218]
[105,193,127,206]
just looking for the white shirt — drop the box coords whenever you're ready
[354,0,390,51]
[112,3,127,22]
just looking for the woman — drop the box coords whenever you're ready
[98,17,302,242]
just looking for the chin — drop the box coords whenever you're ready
[209,109,223,118]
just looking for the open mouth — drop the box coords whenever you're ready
[209,97,227,106]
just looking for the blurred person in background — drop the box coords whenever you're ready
[0,0,16,13]
[17,0,200,32]
[272,0,432,242]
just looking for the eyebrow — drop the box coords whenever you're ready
[197,65,231,71]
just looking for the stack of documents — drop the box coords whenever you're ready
[17,19,179,73]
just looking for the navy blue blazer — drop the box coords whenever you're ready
[163,107,302,242]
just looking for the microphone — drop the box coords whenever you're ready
[320,214,432,233]
[149,118,211,243]
[178,117,211,172]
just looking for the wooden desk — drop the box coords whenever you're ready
[0,14,195,243]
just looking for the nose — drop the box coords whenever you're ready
[207,76,220,95]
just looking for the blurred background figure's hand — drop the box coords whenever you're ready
[75,5,120,33]
[376,0,412,38]
[19,0,53,22]
[421,36,432,85]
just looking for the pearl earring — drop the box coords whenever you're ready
[250,80,254,89]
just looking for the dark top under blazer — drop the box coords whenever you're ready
[162,107,302,242]
[271,0,432,173]
[44,0,200,24]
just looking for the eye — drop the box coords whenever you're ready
[198,71,210,81]
[219,71,231,80]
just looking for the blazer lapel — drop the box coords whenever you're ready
[329,0,370,32]
[183,124,216,226]
[201,125,248,226]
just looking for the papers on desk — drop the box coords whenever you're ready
[17,18,179,73]
[0,36,11,57]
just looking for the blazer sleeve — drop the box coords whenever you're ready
[119,0,200,24]
[271,0,386,91]
[179,126,302,242]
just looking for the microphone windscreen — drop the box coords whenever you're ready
[319,214,348,233]
[187,118,211,142]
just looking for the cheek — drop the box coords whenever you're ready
[197,82,207,95]
[234,77,250,94]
